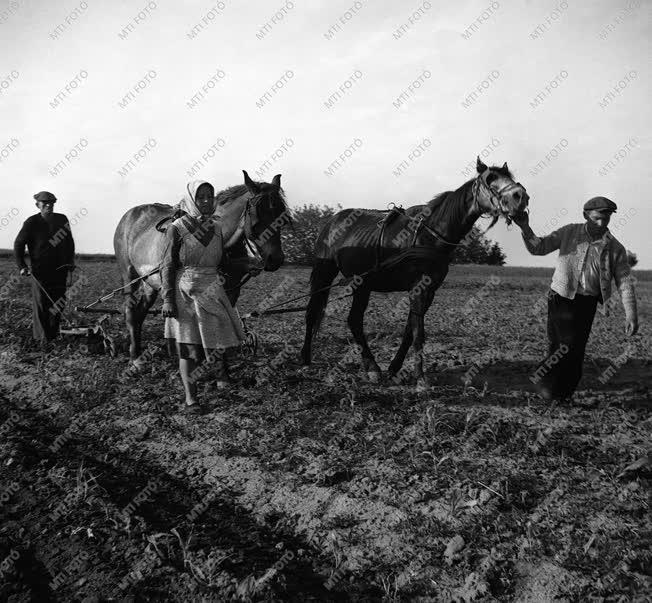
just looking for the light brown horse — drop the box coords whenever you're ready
[113,171,290,358]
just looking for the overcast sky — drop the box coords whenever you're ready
[0,0,649,267]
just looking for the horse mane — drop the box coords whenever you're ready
[426,180,474,225]
[214,182,288,211]
[426,164,514,223]
[215,184,249,206]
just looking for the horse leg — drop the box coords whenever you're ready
[347,288,382,382]
[136,283,159,346]
[224,263,246,307]
[410,288,435,391]
[123,268,142,359]
[224,274,241,307]
[223,240,251,307]
[301,258,339,365]
[124,275,158,360]
[221,253,247,380]
[387,319,414,382]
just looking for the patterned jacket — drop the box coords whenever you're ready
[522,223,637,321]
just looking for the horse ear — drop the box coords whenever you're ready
[243,170,260,193]
[476,156,488,173]
[271,174,281,188]
[502,162,509,171]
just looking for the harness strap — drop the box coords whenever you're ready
[419,220,466,247]
[155,208,186,233]
[409,215,463,248]
[375,206,405,270]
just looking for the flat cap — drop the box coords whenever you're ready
[33,191,57,203]
[584,196,617,213]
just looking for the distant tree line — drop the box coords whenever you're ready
[452,225,506,265]
[0,202,508,267]
[280,204,506,266]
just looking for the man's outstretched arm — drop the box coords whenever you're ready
[512,212,567,256]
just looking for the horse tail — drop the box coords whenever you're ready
[310,259,339,331]
[301,256,339,365]
[309,214,343,329]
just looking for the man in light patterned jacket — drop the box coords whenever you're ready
[513,196,638,401]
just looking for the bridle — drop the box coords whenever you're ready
[472,173,526,218]
[238,190,288,259]
[415,171,527,247]
[238,194,264,259]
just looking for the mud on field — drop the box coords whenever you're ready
[0,260,650,601]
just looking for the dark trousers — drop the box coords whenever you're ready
[31,276,67,342]
[536,290,598,398]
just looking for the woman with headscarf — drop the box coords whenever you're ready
[161,180,245,413]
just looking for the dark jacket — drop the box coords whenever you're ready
[14,213,75,278]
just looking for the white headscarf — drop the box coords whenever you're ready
[178,180,215,219]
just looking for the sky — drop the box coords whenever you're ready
[0,0,650,267]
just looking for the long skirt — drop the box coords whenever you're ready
[164,267,244,362]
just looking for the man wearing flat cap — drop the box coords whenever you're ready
[14,191,76,345]
[513,196,638,401]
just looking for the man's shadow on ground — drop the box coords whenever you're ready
[430,358,650,400]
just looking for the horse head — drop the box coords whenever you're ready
[474,157,529,223]
[241,170,290,271]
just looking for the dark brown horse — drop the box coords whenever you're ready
[300,158,529,389]
[114,171,290,359]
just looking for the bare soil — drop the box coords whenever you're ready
[0,259,650,601]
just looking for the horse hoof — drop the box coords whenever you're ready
[366,371,382,384]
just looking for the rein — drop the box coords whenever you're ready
[243,245,444,319]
